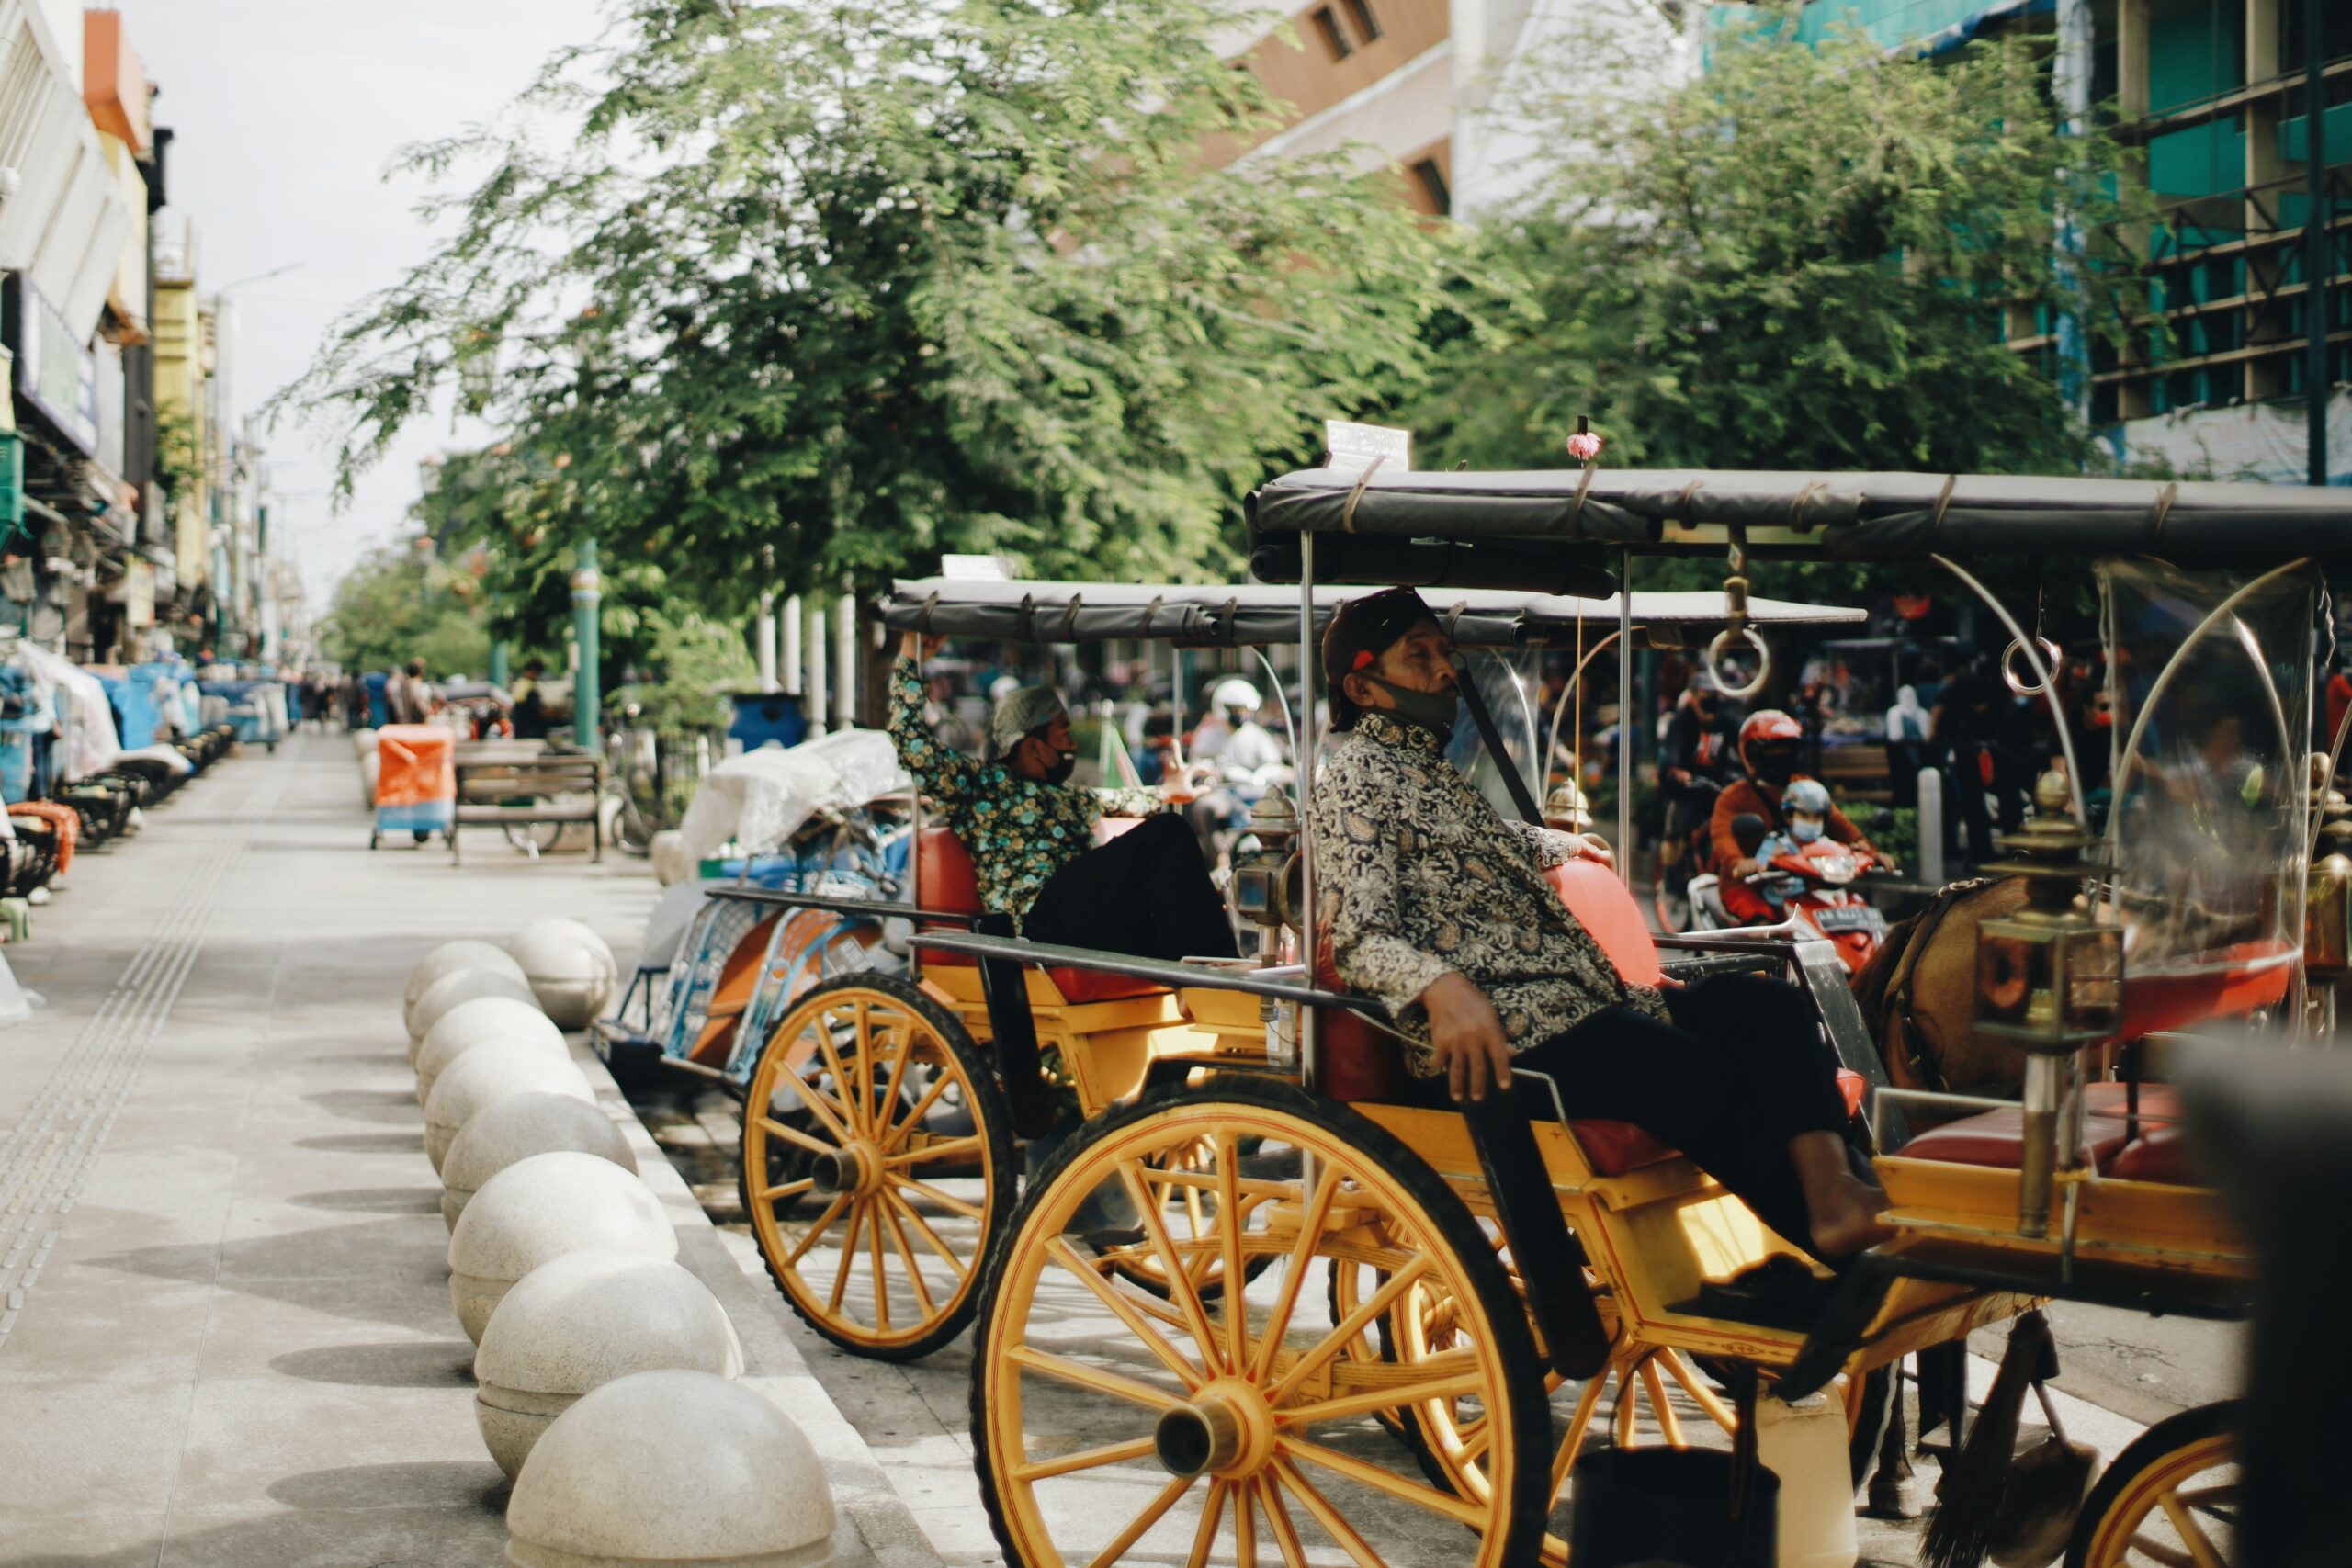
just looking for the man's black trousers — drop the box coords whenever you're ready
[1021,813,1238,963]
[1459,974,1852,1258]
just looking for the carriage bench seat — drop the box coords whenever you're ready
[914,826,1168,1004]
[1319,853,1866,1177]
[1897,1082,2192,1181]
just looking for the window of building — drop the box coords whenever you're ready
[1344,0,1383,43]
[1311,6,1353,60]
[1412,157,1452,216]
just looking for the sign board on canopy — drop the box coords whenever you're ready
[1323,420,1411,477]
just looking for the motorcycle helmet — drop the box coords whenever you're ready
[1782,777,1832,844]
[1208,678,1263,717]
[1738,709,1805,786]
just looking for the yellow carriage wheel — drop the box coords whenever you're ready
[740,974,1012,1362]
[970,1079,1549,1568]
[1092,1138,1280,1304]
[2065,1401,2239,1568]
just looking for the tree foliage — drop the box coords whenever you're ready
[289,0,1463,606]
[316,544,492,678]
[1414,6,2155,481]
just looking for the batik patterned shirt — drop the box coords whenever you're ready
[888,658,1160,925]
[1310,709,1667,1077]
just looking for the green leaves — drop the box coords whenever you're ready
[288,0,1447,603]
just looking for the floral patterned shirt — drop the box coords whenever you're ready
[888,658,1161,926]
[1310,709,1667,1077]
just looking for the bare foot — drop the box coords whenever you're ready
[1809,1175,1895,1258]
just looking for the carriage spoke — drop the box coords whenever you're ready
[811,1019,865,1139]
[1009,1435,1159,1483]
[1257,1475,1309,1568]
[1551,1371,1613,1500]
[870,1201,892,1333]
[755,1176,815,1204]
[1186,1479,1228,1568]
[2157,1490,2227,1568]
[853,999,878,1134]
[828,1201,866,1313]
[1613,1368,1638,1447]
[1659,1350,1737,1430]
[780,1192,851,1270]
[888,1173,984,1219]
[1048,1238,1205,1388]
[883,1135,982,1168]
[791,1072,859,1148]
[1639,1356,1685,1448]
[759,1116,837,1159]
[1084,1472,1197,1568]
[888,1067,955,1142]
[1272,1455,1389,1568]
[885,1190,966,1269]
[1276,1363,1484,1429]
[1249,1163,1342,1385]
[1282,1436,1486,1529]
[1270,1255,1433,1405]
[1233,1471,1259,1568]
[1217,1135,1248,1370]
[1119,1160,1224,1371]
[879,1194,937,1316]
[1007,1344,1185,1411]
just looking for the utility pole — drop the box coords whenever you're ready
[782,593,803,696]
[2308,0,2331,486]
[755,591,778,693]
[571,537,601,750]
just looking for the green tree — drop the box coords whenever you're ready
[1415,6,2155,484]
[317,543,492,679]
[289,0,1461,605]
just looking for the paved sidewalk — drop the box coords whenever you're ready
[0,733,938,1568]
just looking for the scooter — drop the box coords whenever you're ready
[1687,812,1894,974]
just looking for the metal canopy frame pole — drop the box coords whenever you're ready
[1297,534,1319,1088]
[1617,551,1634,887]
[2308,0,2331,487]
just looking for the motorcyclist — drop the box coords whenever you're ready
[1712,710,1879,925]
[1655,671,1739,929]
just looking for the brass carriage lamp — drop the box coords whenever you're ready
[1229,793,1304,960]
[2304,793,2352,983]
[1973,772,2120,1239]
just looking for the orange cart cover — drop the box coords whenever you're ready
[376,726,456,807]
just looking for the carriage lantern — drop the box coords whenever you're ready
[2304,792,2352,983]
[1973,771,2120,1238]
[1229,793,1304,952]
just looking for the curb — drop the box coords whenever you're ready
[569,1038,948,1568]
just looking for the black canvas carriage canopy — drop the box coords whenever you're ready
[1243,467,2352,568]
[878,576,1863,649]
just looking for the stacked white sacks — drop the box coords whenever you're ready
[441,1092,638,1232]
[446,1151,675,1343]
[504,1371,836,1568]
[403,941,530,1042]
[472,1252,742,1479]
[424,1048,594,1175]
[415,998,570,1107]
[508,919,620,1031]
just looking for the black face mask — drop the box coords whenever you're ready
[1366,676,1460,737]
[1041,748,1078,785]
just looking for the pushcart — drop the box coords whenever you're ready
[371,724,455,849]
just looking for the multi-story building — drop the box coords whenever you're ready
[1765,0,2351,482]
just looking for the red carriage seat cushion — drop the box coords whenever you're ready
[1544,857,1666,988]
[913,825,1159,1002]
[1897,1082,2180,1174]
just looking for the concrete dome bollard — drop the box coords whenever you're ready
[411,965,542,1047]
[354,727,379,759]
[404,941,526,1037]
[441,1091,638,1232]
[360,750,381,810]
[415,998,571,1104]
[473,1253,742,1478]
[423,1045,594,1176]
[447,1151,674,1343]
[505,1371,835,1568]
[509,919,620,1031]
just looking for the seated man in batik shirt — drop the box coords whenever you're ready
[1307,588,1889,1259]
[888,632,1237,966]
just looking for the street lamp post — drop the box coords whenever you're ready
[571,538,601,750]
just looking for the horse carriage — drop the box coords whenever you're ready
[721,575,1864,1367]
[899,465,2334,1568]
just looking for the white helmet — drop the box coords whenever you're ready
[1208,678,1262,715]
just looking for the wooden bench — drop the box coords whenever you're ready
[1816,740,1892,804]
[452,749,604,864]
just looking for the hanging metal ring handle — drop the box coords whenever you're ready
[1705,625,1771,701]
[2001,636,2063,697]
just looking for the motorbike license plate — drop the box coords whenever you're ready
[1814,907,1886,935]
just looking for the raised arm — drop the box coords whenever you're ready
[888,637,978,810]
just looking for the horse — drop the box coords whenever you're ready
[1851,874,2033,1104]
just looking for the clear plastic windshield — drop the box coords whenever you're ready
[2102,558,2315,1032]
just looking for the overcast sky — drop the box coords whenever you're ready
[120,1,611,615]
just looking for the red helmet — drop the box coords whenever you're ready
[1738,709,1805,782]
